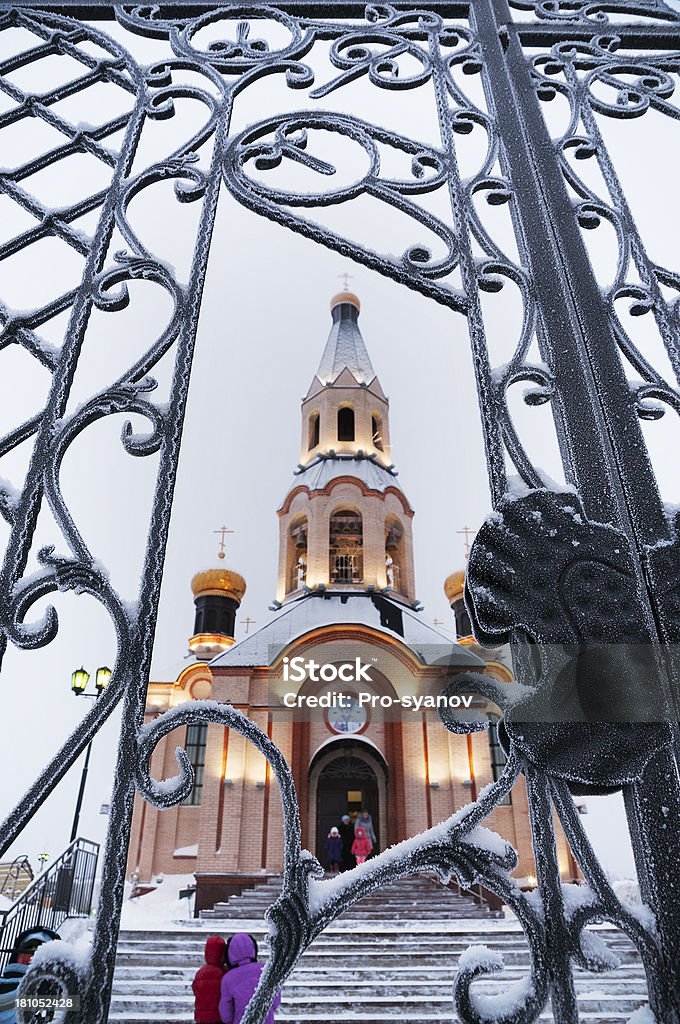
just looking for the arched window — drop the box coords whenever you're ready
[287,516,308,593]
[181,724,207,806]
[372,414,384,451]
[308,412,320,450]
[329,509,363,584]
[205,607,217,633]
[337,406,355,442]
[488,719,511,805]
[385,516,405,592]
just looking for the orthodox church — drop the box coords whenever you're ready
[128,291,577,910]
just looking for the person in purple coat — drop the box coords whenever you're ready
[219,933,281,1024]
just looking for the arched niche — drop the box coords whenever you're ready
[286,514,308,594]
[385,514,405,593]
[329,507,363,584]
[308,736,388,863]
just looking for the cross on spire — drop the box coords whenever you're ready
[457,525,476,560]
[241,616,256,634]
[214,524,234,560]
[338,271,353,291]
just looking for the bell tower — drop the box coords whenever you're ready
[300,291,391,466]
[276,291,417,606]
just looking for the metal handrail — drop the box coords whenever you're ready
[0,855,33,902]
[0,838,99,971]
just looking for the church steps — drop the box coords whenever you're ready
[113,953,642,970]
[115,939,640,955]
[206,913,494,920]
[109,994,647,1011]
[109,980,647,1000]
[106,1015,646,1024]
[111,938,642,955]
[110,929,648,1023]
[199,874,495,921]
[111,872,649,1022]
[112,965,646,980]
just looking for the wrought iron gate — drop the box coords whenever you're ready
[1,0,680,1021]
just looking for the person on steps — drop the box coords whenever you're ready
[325,826,343,873]
[338,814,355,871]
[354,809,376,852]
[192,935,226,1024]
[352,825,373,865]
[219,932,281,1024]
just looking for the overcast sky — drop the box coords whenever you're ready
[2,7,679,883]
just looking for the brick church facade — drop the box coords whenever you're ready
[127,291,577,907]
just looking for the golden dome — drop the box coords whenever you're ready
[444,570,465,603]
[330,291,360,312]
[191,568,246,603]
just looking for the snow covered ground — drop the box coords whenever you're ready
[120,874,199,930]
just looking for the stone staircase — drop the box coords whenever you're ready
[110,874,649,1023]
[201,874,492,921]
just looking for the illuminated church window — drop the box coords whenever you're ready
[337,406,355,441]
[181,724,207,806]
[489,718,511,805]
[372,414,384,451]
[330,509,363,583]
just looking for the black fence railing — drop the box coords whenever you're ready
[0,855,33,903]
[0,839,99,970]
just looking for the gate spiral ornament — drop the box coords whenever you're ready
[0,0,678,1022]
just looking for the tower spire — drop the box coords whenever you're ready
[315,291,375,386]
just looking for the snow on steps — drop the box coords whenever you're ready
[202,874,491,921]
[110,875,649,1023]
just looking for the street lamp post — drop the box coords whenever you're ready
[69,666,111,843]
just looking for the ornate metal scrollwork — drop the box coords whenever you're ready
[1,1,680,1022]
[223,111,466,308]
[528,31,680,491]
[508,0,680,25]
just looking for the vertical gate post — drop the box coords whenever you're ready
[472,0,680,1016]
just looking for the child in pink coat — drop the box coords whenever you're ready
[351,825,372,865]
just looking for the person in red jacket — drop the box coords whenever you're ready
[192,935,227,1024]
[351,825,373,865]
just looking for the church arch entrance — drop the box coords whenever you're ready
[309,739,387,866]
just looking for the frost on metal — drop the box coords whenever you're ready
[1,0,680,1022]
